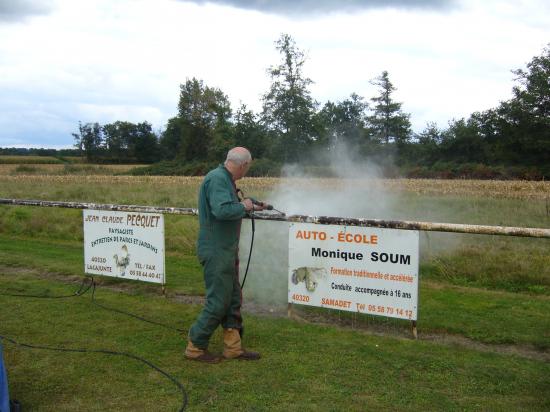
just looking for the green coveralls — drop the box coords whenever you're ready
[188,165,246,349]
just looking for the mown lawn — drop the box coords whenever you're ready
[1,270,549,412]
[1,234,549,349]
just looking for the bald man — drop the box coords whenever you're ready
[185,147,264,363]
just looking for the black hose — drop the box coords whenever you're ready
[0,277,93,298]
[240,211,255,290]
[0,335,188,412]
[0,277,185,333]
[0,277,188,410]
[90,280,185,333]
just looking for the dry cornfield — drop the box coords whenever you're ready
[241,177,550,200]
[0,174,548,200]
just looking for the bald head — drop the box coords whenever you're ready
[224,147,252,180]
[225,147,251,166]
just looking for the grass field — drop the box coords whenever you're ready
[0,171,549,411]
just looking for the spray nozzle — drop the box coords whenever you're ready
[248,197,285,215]
[249,197,274,210]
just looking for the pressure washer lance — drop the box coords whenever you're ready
[249,197,285,215]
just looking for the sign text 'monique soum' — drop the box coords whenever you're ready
[289,224,419,321]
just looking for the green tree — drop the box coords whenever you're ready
[233,104,269,158]
[417,121,443,146]
[177,78,233,161]
[318,93,368,151]
[103,121,160,163]
[439,118,488,163]
[262,33,318,162]
[103,121,134,161]
[367,71,411,145]
[496,44,550,166]
[72,122,103,161]
[512,44,550,121]
[132,122,160,163]
[159,117,186,160]
[445,44,550,168]
[413,121,444,164]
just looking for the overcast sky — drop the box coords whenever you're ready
[0,0,548,149]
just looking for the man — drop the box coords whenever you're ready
[185,147,264,363]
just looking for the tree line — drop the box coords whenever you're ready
[71,34,549,178]
[0,147,79,157]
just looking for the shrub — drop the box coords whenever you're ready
[14,165,39,174]
[247,159,282,177]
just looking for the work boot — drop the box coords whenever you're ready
[223,328,261,360]
[185,340,221,364]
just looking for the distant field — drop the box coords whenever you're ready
[0,163,144,175]
[0,155,63,164]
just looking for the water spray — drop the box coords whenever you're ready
[236,190,285,290]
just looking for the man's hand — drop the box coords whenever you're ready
[252,201,266,211]
[241,198,253,211]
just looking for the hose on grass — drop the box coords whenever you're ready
[0,277,188,411]
[0,334,188,412]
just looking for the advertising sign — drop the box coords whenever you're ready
[288,222,419,320]
[83,210,165,284]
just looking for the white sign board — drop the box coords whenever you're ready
[83,210,165,284]
[288,223,419,320]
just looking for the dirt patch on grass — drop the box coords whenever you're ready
[420,332,550,362]
[282,304,550,362]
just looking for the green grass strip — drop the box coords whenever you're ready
[0,235,548,350]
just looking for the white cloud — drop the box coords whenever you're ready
[0,0,55,22]
[183,0,457,15]
[0,0,549,147]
